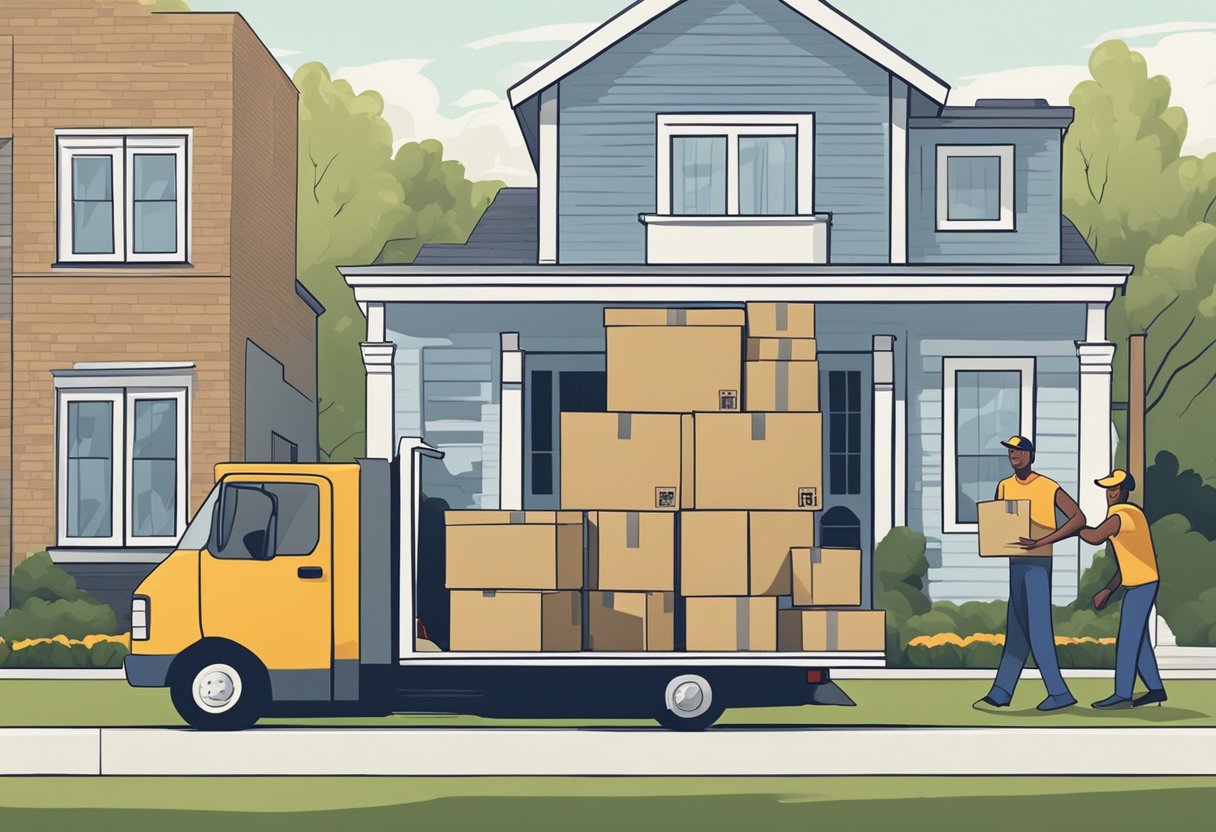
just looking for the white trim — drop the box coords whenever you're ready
[362,342,397,460]
[400,653,884,667]
[57,390,125,548]
[935,145,1015,232]
[57,137,125,264]
[124,389,189,547]
[941,356,1036,533]
[894,397,907,527]
[656,114,815,216]
[889,79,908,263]
[538,85,559,264]
[506,0,950,107]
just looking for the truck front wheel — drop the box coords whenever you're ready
[170,647,267,731]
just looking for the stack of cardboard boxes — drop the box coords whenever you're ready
[443,302,885,652]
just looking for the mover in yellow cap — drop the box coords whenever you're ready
[1079,469,1166,709]
[975,435,1086,712]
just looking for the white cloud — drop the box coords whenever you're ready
[452,89,502,109]
[335,59,536,186]
[270,47,301,58]
[1085,21,1215,48]
[951,31,1216,157]
[466,22,599,50]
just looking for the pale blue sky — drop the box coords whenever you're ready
[189,0,1216,182]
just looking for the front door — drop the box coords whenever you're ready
[524,353,607,509]
[199,473,333,700]
[817,352,874,605]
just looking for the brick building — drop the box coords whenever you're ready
[0,0,319,618]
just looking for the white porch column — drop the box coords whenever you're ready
[1076,317,1116,581]
[500,332,524,510]
[873,335,896,547]
[361,342,397,460]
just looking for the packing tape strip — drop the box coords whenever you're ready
[776,361,789,411]
[778,338,793,361]
[509,511,526,524]
[776,302,789,332]
[827,609,838,651]
[736,597,751,650]
[602,590,614,608]
[587,514,600,585]
[626,511,640,549]
[812,547,822,564]
[751,412,766,441]
[667,308,688,326]
[618,412,632,440]
[571,591,581,625]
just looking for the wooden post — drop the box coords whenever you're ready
[1128,334,1146,491]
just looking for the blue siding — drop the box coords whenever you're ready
[908,126,1062,263]
[558,0,891,264]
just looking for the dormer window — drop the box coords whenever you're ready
[935,144,1014,231]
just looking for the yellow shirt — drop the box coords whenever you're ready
[1108,503,1159,587]
[997,473,1061,531]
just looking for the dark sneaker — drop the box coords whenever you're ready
[1132,689,1167,708]
[1037,693,1078,711]
[1091,694,1133,709]
[973,695,1009,710]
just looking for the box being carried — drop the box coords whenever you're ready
[778,609,886,652]
[791,547,862,606]
[977,500,1052,557]
[605,307,744,413]
[685,597,777,651]
[587,591,675,651]
[694,412,823,510]
[445,511,583,590]
[450,590,582,651]
[587,511,675,591]
[561,412,694,510]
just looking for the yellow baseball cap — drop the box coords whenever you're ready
[1095,469,1136,491]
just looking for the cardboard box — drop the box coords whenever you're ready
[587,591,675,651]
[445,511,583,590]
[694,412,823,510]
[746,337,817,362]
[746,360,819,412]
[685,597,778,651]
[605,308,744,413]
[587,511,675,591]
[747,302,815,339]
[977,500,1052,557]
[450,590,582,651]
[561,412,694,510]
[778,609,886,652]
[680,511,749,596]
[791,547,862,606]
[749,512,815,596]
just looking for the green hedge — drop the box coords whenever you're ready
[0,639,129,669]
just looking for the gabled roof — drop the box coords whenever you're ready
[409,189,538,265]
[507,0,950,108]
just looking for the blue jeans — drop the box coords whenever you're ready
[1115,582,1164,698]
[989,558,1070,703]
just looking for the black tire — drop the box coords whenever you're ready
[655,703,724,731]
[169,646,268,731]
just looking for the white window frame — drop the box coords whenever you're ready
[55,373,192,549]
[942,356,1035,533]
[935,144,1014,232]
[56,129,191,264]
[656,114,815,216]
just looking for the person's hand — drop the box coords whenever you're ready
[1093,588,1113,611]
[1014,537,1040,550]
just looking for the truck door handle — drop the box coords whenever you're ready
[298,566,323,579]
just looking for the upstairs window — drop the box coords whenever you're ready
[658,115,813,216]
[935,145,1014,231]
[57,131,190,264]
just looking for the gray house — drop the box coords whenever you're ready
[341,0,1131,605]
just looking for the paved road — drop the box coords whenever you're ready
[4,726,1214,776]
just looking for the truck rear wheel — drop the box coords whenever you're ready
[655,674,723,730]
[170,647,267,731]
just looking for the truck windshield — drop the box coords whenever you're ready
[177,484,220,550]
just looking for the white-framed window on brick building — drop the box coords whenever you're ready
[56,130,190,264]
[54,364,193,549]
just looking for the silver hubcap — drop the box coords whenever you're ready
[665,674,712,719]
[673,681,704,712]
[192,663,242,714]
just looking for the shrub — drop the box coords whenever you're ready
[0,552,122,643]
[1152,514,1216,646]
[0,635,130,669]
[1145,452,1216,540]
[11,551,92,607]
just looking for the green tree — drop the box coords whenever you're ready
[139,0,192,11]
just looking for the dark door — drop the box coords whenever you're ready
[524,353,607,509]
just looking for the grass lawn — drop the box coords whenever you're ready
[0,776,1213,830]
[0,677,1213,728]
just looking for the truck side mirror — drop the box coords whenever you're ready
[210,483,279,561]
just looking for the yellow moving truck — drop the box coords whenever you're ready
[124,439,883,731]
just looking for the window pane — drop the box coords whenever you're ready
[957,455,1010,524]
[829,455,847,496]
[132,399,177,459]
[947,155,1001,221]
[134,202,177,254]
[739,136,796,215]
[265,483,320,556]
[69,401,113,457]
[847,371,861,412]
[532,452,553,496]
[66,401,113,538]
[73,203,115,255]
[132,459,177,537]
[530,371,552,452]
[73,156,112,201]
[956,371,1020,455]
[672,136,726,215]
[828,371,845,407]
[847,453,861,495]
[134,154,176,200]
[829,413,847,453]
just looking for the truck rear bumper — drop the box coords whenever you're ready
[124,653,175,688]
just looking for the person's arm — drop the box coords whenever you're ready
[1093,567,1122,610]
[1077,514,1122,609]
[1018,488,1087,548]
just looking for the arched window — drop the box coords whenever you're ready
[820,506,861,549]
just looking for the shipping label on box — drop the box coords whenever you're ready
[679,511,749,596]
[791,547,862,606]
[445,512,583,590]
[587,590,675,651]
[746,302,815,339]
[450,590,582,652]
[977,500,1051,557]
[746,337,817,362]
[561,412,693,510]
[685,596,778,651]
[587,511,675,591]
[749,511,815,596]
[778,609,886,652]
[694,412,823,510]
[745,360,819,412]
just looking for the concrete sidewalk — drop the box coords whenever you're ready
[2,726,1213,777]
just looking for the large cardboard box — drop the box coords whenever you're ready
[605,308,744,413]
[746,337,817,362]
[587,591,675,651]
[445,511,583,590]
[561,412,694,510]
[747,302,815,339]
[778,609,886,652]
[686,597,778,651]
[977,500,1052,557]
[587,511,675,591]
[745,360,819,412]
[694,412,823,510]
[680,511,749,596]
[791,547,862,606]
[750,512,816,596]
[450,590,582,651]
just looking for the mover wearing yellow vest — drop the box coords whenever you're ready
[975,435,1087,713]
